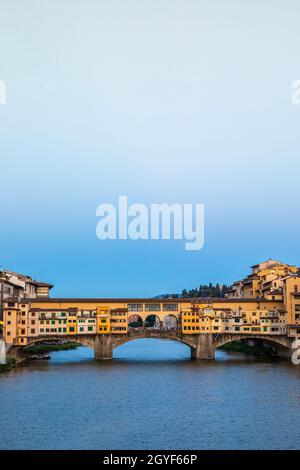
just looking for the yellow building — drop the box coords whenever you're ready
[110,308,128,334]
[2,260,300,347]
[180,300,287,336]
[226,259,299,300]
[97,306,111,334]
[67,309,78,335]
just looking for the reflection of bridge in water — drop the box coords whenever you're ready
[7,328,295,361]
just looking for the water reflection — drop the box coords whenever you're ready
[1,339,300,450]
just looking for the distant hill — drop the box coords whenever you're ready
[151,294,179,299]
[153,284,230,299]
[181,283,230,298]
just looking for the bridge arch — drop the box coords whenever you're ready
[163,314,178,330]
[213,334,292,356]
[23,335,96,350]
[112,336,192,359]
[128,314,143,328]
[144,314,161,329]
[113,333,193,350]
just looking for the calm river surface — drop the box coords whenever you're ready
[1,339,300,450]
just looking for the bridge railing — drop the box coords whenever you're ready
[128,327,181,333]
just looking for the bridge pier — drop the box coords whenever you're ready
[94,335,113,360]
[191,334,215,360]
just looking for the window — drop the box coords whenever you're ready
[163,304,178,312]
[128,304,143,312]
[69,327,75,332]
[21,329,25,334]
[88,327,93,332]
[145,304,161,312]
[31,329,35,334]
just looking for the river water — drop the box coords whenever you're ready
[1,339,300,450]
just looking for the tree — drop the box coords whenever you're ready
[181,283,230,299]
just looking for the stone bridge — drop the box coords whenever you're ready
[212,333,293,358]
[6,329,296,361]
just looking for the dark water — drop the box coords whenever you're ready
[1,339,300,450]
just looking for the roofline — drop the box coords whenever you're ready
[27,281,54,288]
[250,259,283,268]
[26,297,283,304]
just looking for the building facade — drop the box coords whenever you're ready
[0,269,53,322]
[2,260,300,348]
[226,259,299,300]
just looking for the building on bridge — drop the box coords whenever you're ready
[0,269,53,322]
[2,260,300,360]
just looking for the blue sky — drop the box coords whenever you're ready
[0,1,300,297]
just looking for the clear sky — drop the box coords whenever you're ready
[0,1,300,297]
